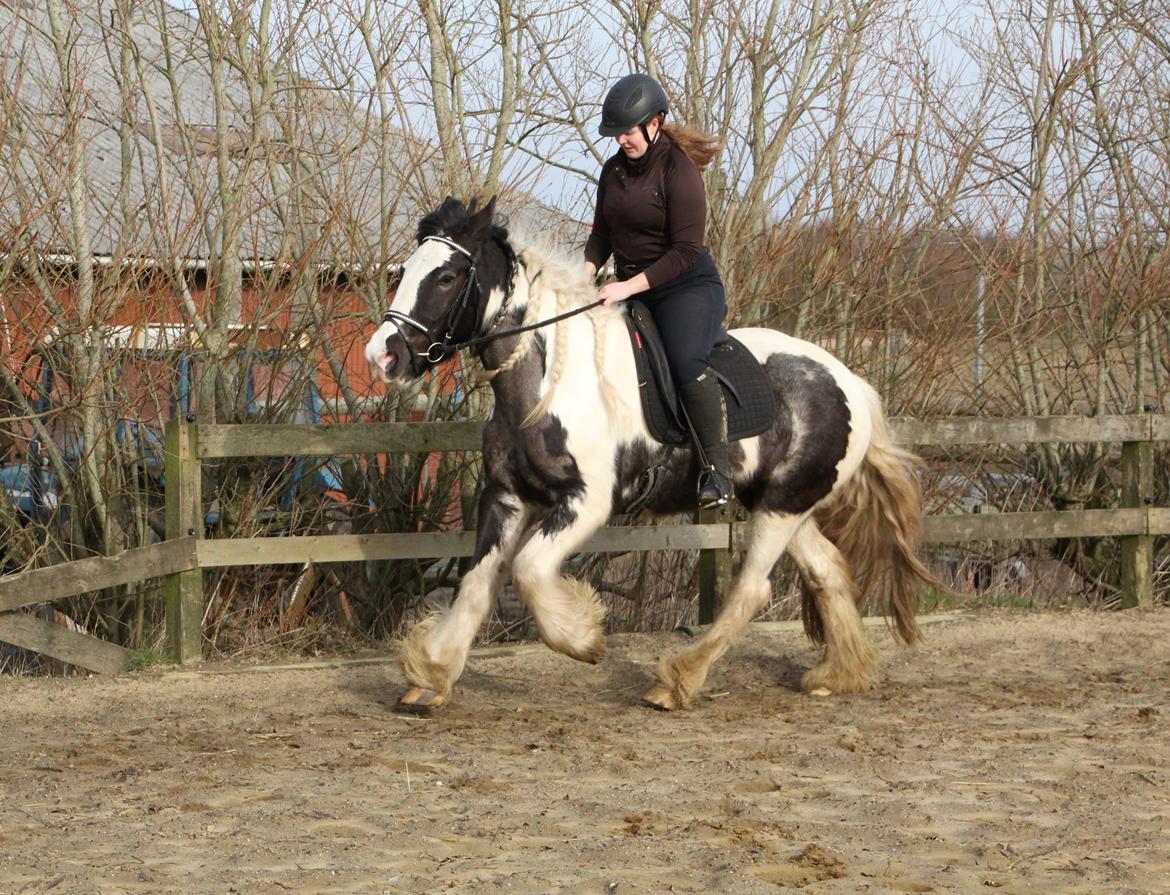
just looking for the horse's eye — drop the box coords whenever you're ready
[438,271,457,286]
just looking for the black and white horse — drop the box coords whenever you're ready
[365,196,937,711]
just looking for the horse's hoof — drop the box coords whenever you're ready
[554,633,607,665]
[801,663,872,695]
[397,687,445,714]
[577,637,607,665]
[641,685,681,712]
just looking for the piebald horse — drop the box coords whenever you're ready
[365,196,937,711]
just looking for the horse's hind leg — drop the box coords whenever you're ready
[788,518,875,694]
[645,511,807,711]
[399,487,529,708]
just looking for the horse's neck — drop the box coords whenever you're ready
[488,258,610,423]
[527,275,591,370]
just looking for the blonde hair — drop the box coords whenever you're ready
[659,122,721,170]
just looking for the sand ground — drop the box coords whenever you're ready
[2,608,1168,895]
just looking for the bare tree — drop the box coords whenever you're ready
[3,0,1167,655]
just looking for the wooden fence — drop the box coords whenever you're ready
[1,413,1166,672]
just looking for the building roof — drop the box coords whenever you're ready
[0,0,585,266]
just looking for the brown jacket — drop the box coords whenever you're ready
[584,135,707,289]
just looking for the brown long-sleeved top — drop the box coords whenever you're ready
[583,135,706,289]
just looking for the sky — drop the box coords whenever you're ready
[155,0,1124,234]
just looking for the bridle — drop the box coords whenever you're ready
[380,233,604,372]
[381,235,482,366]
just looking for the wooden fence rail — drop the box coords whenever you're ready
[0,539,198,674]
[162,411,1170,663]
[2,413,1167,671]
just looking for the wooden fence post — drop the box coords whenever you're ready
[1119,414,1154,609]
[696,506,732,624]
[164,416,204,662]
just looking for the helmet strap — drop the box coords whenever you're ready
[640,114,663,147]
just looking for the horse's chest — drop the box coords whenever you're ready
[483,418,585,507]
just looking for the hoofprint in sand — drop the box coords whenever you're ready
[2,609,1167,894]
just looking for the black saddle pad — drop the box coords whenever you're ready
[625,301,776,446]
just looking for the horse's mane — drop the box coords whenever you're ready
[506,225,620,427]
[510,229,592,292]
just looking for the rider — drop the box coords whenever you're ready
[583,72,732,509]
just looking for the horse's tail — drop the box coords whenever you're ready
[812,384,945,645]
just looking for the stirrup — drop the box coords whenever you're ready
[697,466,733,510]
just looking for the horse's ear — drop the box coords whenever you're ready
[467,195,497,242]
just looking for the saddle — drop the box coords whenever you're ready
[624,301,775,446]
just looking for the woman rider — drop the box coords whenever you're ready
[583,73,732,509]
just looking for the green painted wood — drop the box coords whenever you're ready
[198,532,476,566]
[11,414,1167,654]
[1120,439,1155,608]
[922,508,1149,542]
[0,612,130,675]
[1151,414,1170,442]
[733,510,1156,549]
[0,539,197,613]
[164,419,204,664]
[889,415,1151,446]
[196,523,732,568]
[586,522,730,553]
[200,510,1150,564]
[197,421,484,458]
[197,416,1168,457]
[1148,508,1170,535]
[695,506,733,625]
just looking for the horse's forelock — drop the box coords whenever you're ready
[418,197,471,243]
[417,199,517,302]
[417,197,511,251]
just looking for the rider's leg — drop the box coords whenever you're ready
[642,267,730,509]
[679,369,733,508]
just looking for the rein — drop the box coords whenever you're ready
[450,296,605,354]
[382,235,603,366]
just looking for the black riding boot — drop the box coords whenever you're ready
[679,370,733,509]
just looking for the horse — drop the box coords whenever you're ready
[365,195,939,712]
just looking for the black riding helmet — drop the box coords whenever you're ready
[598,73,669,137]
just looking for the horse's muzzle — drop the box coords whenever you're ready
[365,323,406,384]
[374,349,399,384]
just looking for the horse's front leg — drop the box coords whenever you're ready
[399,484,530,709]
[511,481,613,664]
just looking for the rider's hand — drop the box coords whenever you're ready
[598,281,633,306]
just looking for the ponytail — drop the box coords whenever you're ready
[660,122,721,170]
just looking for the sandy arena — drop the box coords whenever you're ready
[2,608,1168,894]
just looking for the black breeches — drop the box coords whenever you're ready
[640,251,727,385]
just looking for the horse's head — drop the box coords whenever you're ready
[365,195,508,385]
